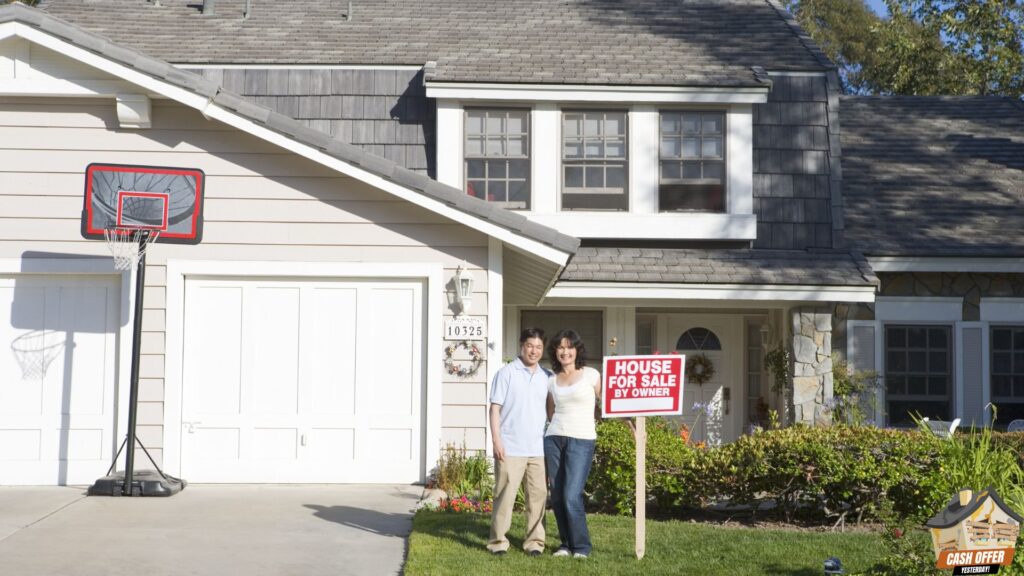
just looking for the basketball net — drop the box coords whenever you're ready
[104,227,160,270]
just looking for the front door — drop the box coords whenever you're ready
[662,315,741,445]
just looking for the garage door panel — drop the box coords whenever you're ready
[0,429,42,460]
[369,288,415,416]
[249,287,300,416]
[308,428,354,460]
[192,427,240,461]
[251,428,298,460]
[62,286,112,416]
[185,286,243,415]
[309,287,357,416]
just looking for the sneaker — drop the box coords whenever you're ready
[553,548,571,557]
[490,549,507,556]
[528,549,543,557]
[573,552,589,559]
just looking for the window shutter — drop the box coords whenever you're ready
[848,321,879,425]
[958,324,984,427]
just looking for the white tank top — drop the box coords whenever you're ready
[545,366,599,440]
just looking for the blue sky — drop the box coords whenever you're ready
[864,0,889,17]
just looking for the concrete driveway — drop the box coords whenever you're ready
[0,484,422,576]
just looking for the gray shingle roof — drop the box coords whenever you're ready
[562,247,879,286]
[841,96,1024,257]
[39,0,829,87]
[0,2,578,255]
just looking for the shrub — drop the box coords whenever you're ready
[432,444,493,501]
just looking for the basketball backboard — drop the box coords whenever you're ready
[81,163,205,244]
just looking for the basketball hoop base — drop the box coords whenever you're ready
[88,470,186,497]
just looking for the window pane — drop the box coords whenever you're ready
[1016,376,1024,397]
[508,181,529,204]
[908,376,927,395]
[995,353,1012,374]
[486,114,503,134]
[993,328,1012,350]
[507,112,526,134]
[908,327,927,348]
[1015,329,1024,351]
[486,137,504,156]
[606,165,626,189]
[702,137,723,158]
[467,180,486,200]
[606,138,626,158]
[584,116,601,136]
[888,327,906,348]
[605,113,626,135]
[682,114,699,134]
[929,351,947,372]
[465,137,483,156]
[661,137,681,158]
[564,140,583,159]
[563,115,581,137]
[887,351,906,372]
[682,162,701,179]
[703,162,724,182]
[929,328,947,348]
[661,161,681,180]
[489,160,506,179]
[929,377,947,396]
[488,181,506,202]
[887,375,905,394]
[682,138,700,158]
[702,114,723,134]
[565,166,583,188]
[1015,352,1024,372]
[466,112,484,135]
[994,375,1012,396]
[908,351,927,372]
[509,159,529,179]
[585,166,604,187]
[466,159,485,179]
[585,140,604,158]
[507,136,526,157]
[661,113,681,134]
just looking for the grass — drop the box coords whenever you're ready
[405,510,888,576]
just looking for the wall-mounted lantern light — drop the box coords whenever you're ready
[452,265,474,316]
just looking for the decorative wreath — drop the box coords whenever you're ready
[686,353,715,386]
[444,340,485,378]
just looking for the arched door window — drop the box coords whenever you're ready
[675,327,722,351]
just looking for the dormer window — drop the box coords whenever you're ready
[464,109,530,209]
[561,110,628,211]
[659,111,726,212]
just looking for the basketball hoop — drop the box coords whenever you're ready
[104,227,160,270]
[11,330,65,380]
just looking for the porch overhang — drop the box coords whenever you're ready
[542,281,877,307]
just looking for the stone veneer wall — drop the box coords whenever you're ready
[832,272,1024,361]
[791,306,833,425]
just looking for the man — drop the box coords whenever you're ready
[487,327,550,556]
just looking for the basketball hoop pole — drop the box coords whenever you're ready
[122,231,148,495]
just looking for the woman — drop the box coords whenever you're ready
[544,329,601,559]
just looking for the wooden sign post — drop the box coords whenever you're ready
[601,355,685,562]
[635,415,647,559]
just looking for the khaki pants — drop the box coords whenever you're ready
[487,456,546,553]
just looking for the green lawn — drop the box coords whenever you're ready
[406,510,888,575]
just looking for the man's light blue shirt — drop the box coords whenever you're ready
[489,357,551,457]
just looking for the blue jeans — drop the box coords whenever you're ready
[544,435,596,555]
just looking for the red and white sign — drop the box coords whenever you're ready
[602,355,686,418]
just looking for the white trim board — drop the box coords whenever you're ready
[545,282,876,304]
[162,259,444,481]
[176,64,424,70]
[0,21,572,268]
[425,82,769,104]
[528,213,757,240]
[868,257,1024,273]
[980,298,1024,323]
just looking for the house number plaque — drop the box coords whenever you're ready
[444,317,486,340]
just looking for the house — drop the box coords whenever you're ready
[927,487,1022,559]
[0,0,1019,487]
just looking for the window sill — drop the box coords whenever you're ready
[527,212,756,240]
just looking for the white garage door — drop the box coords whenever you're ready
[0,275,119,485]
[180,277,425,483]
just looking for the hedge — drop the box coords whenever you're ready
[588,419,955,522]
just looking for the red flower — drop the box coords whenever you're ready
[892,528,904,539]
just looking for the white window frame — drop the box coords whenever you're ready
[981,298,1024,425]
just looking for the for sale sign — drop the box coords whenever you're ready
[602,355,685,418]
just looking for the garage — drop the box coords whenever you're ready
[0,273,120,486]
[177,275,426,483]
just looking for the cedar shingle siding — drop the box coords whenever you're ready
[199,69,435,176]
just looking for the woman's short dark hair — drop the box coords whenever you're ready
[520,327,545,344]
[548,329,587,373]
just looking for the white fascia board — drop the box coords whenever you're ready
[528,212,756,240]
[5,22,572,267]
[425,82,769,104]
[546,282,876,303]
[765,71,829,77]
[0,77,137,96]
[875,296,962,322]
[980,298,1024,323]
[868,256,1024,273]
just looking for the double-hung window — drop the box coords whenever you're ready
[464,109,530,209]
[991,326,1024,422]
[885,325,952,425]
[659,111,725,212]
[561,110,628,211]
